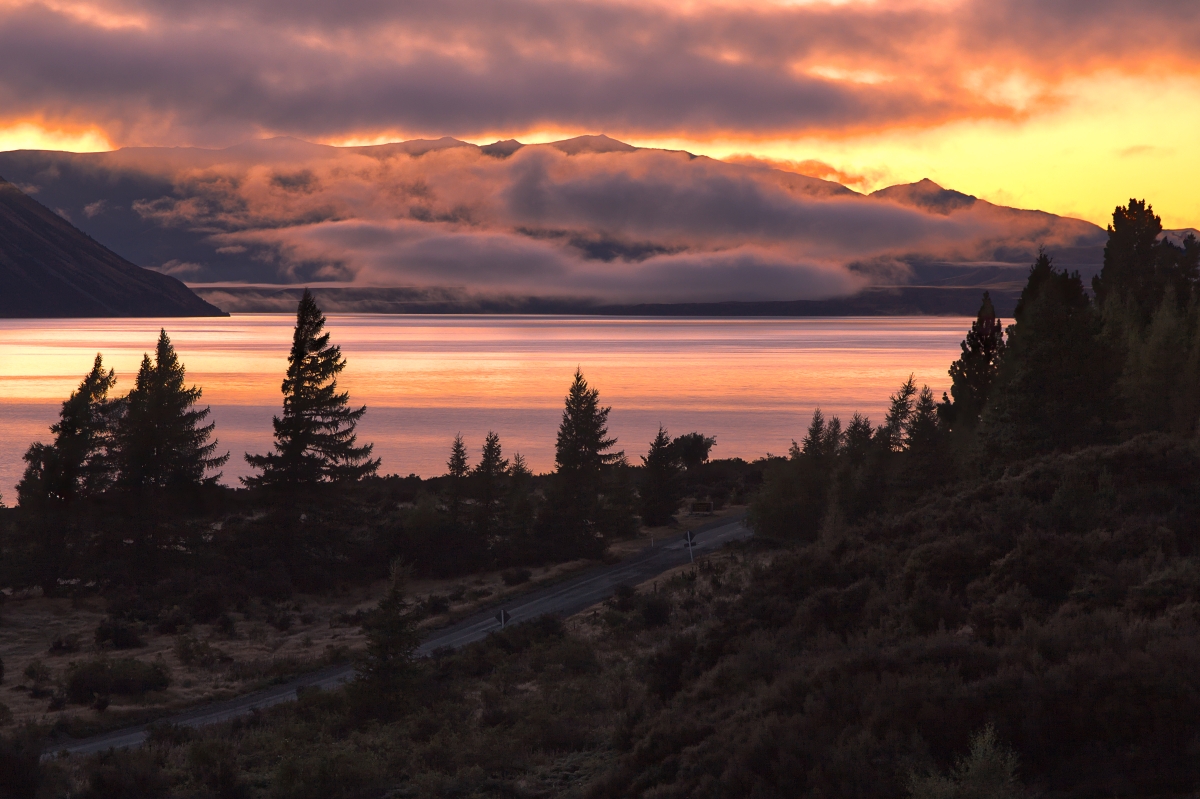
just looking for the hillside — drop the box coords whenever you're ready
[0,177,225,318]
[0,138,1108,312]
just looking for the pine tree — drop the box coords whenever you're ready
[537,369,623,560]
[640,425,682,526]
[939,292,1006,432]
[509,453,531,479]
[841,413,874,467]
[244,290,379,486]
[983,253,1119,459]
[18,354,118,506]
[883,376,918,452]
[447,433,469,479]
[555,368,620,477]
[473,431,508,542]
[115,331,227,488]
[357,562,421,708]
[800,408,827,459]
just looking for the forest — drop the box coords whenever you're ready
[3,199,1200,798]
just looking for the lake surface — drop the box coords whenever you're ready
[0,315,973,498]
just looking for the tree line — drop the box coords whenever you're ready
[752,198,1200,542]
[2,289,733,592]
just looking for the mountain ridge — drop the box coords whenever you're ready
[0,176,226,318]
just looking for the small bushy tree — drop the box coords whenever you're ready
[908,725,1025,799]
[357,563,421,707]
[244,290,378,486]
[640,425,682,526]
[671,432,716,470]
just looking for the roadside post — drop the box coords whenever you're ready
[495,609,511,629]
[685,530,694,563]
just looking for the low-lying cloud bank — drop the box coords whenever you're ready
[0,137,1105,303]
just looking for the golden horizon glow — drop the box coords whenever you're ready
[0,120,114,154]
[8,72,1197,229]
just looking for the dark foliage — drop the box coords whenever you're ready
[594,435,1200,799]
[938,291,1005,434]
[640,425,683,526]
[17,354,118,507]
[65,658,170,704]
[114,330,228,489]
[983,253,1120,460]
[244,289,379,487]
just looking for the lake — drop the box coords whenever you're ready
[0,315,973,497]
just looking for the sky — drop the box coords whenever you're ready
[0,0,1196,299]
[0,0,1196,229]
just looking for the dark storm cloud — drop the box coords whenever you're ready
[2,0,1197,145]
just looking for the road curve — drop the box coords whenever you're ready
[44,515,750,758]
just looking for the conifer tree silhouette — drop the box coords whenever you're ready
[244,290,378,486]
[115,330,227,488]
[640,425,682,526]
[18,354,118,506]
[939,291,1005,431]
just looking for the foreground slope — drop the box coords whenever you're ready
[0,177,225,318]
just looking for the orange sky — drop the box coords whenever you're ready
[0,0,1197,227]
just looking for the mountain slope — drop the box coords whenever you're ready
[0,177,225,318]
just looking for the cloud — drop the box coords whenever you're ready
[0,0,1197,147]
[11,138,1099,301]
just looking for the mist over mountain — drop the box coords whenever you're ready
[0,136,1107,312]
[0,176,225,318]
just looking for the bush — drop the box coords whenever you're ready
[639,594,672,627]
[80,748,166,799]
[155,607,191,635]
[0,727,44,798]
[189,739,247,799]
[502,568,532,586]
[272,747,385,799]
[175,635,228,668]
[95,618,145,649]
[66,658,170,704]
[49,634,81,655]
[23,660,50,684]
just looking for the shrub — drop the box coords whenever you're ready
[175,635,227,668]
[155,607,191,635]
[80,748,167,799]
[49,634,81,655]
[272,747,385,799]
[189,739,247,799]
[502,568,532,586]
[639,594,672,627]
[908,725,1026,799]
[422,595,450,615]
[95,618,145,649]
[66,658,170,704]
[0,727,44,798]
[23,660,50,684]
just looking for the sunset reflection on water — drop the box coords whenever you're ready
[0,315,972,494]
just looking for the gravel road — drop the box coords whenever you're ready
[43,514,750,757]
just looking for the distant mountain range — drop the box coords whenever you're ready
[0,177,225,317]
[1,135,1187,317]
